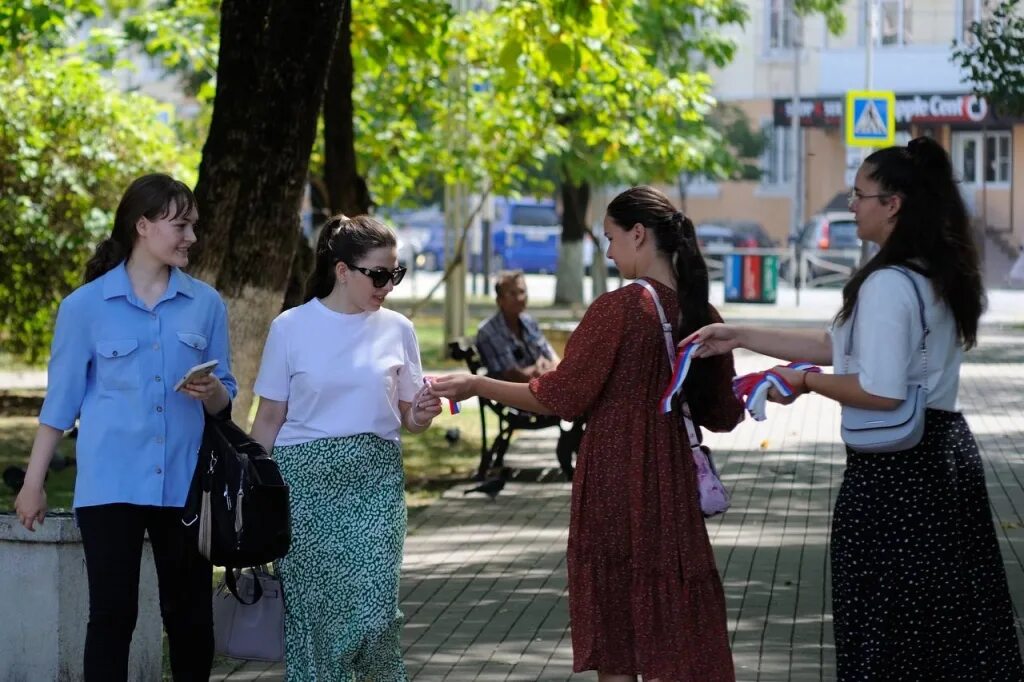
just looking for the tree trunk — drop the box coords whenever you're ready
[554,179,590,305]
[323,0,372,216]
[191,0,346,423]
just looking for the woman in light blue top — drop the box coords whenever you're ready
[14,174,238,681]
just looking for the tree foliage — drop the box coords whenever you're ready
[952,0,1024,117]
[0,0,102,54]
[0,48,194,359]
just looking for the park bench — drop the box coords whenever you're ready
[447,339,577,481]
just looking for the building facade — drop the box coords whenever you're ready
[680,0,1021,253]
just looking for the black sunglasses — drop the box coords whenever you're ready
[344,263,407,288]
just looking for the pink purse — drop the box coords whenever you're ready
[633,280,731,517]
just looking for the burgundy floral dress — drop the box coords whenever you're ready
[530,279,743,680]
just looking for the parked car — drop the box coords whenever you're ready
[794,210,861,282]
[696,220,777,249]
[795,210,859,251]
[383,206,444,270]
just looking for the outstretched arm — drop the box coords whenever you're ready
[685,324,833,366]
[429,374,553,415]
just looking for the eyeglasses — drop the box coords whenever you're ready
[847,190,894,208]
[344,263,407,288]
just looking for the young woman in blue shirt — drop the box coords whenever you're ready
[14,173,238,681]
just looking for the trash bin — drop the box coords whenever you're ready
[723,253,778,304]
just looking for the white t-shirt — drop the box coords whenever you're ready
[829,268,961,411]
[254,299,424,446]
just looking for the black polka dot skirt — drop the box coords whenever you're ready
[832,409,1024,681]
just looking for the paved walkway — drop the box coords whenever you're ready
[212,324,1024,681]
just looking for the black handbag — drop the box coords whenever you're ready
[182,412,292,570]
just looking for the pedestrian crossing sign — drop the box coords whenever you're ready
[845,90,896,147]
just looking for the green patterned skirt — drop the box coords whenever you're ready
[273,434,407,681]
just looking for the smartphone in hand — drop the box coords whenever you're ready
[173,359,219,392]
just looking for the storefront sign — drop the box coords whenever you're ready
[774,93,1004,127]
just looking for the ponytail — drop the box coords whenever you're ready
[303,213,399,302]
[606,186,720,408]
[672,214,711,338]
[671,214,716,411]
[84,238,128,283]
[304,216,343,302]
[837,137,984,349]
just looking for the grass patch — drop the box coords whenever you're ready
[0,416,76,511]
[405,313,489,369]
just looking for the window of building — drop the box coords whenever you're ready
[958,0,994,44]
[861,0,912,46]
[766,0,794,51]
[761,124,793,185]
[985,131,1011,183]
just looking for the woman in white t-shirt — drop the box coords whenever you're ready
[685,137,1024,680]
[250,214,442,680]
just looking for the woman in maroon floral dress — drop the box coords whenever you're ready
[430,186,743,681]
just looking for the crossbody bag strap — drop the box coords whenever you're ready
[632,280,701,447]
[844,266,929,381]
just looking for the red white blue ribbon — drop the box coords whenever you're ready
[732,362,822,421]
[660,341,701,414]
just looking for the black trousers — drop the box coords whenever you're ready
[76,503,213,682]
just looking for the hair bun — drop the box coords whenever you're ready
[907,136,947,166]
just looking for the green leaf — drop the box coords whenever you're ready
[499,38,521,69]
[544,40,573,73]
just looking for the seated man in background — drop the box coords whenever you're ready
[476,270,583,480]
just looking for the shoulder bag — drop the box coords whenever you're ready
[212,565,285,662]
[182,411,292,568]
[633,280,731,517]
[839,266,929,453]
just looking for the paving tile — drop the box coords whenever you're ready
[221,329,1024,681]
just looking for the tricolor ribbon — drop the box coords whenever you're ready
[660,341,701,414]
[732,362,822,421]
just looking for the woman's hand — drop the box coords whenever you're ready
[410,386,443,426]
[683,323,742,358]
[766,365,807,405]
[14,484,47,532]
[184,373,230,414]
[427,373,479,403]
[181,372,222,401]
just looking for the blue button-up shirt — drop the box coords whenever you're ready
[39,263,238,509]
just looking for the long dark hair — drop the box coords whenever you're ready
[84,174,197,283]
[837,136,985,349]
[304,213,397,301]
[606,186,715,404]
